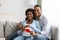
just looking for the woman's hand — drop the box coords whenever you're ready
[17,23,23,30]
[25,24,30,28]
[21,27,25,31]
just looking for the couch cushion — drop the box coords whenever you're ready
[5,21,18,37]
[0,22,4,38]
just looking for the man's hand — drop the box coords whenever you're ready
[30,31,36,36]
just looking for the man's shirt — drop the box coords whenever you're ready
[35,15,51,39]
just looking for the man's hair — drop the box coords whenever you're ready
[34,5,41,9]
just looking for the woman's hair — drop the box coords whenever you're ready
[25,8,35,20]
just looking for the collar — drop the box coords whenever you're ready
[39,15,43,19]
[36,15,43,20]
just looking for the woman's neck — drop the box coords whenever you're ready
[27,19,33,24]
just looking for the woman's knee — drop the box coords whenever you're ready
[36,34,47,40]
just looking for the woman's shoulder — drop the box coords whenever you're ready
[21,20,26,23]
[21,20,27,23]
[33,20,39,23]
[33,20,38,22]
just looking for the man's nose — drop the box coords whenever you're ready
[35,11,38,13]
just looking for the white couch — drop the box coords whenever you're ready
[0,21,58,40]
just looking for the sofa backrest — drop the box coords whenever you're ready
[5,21,18,37]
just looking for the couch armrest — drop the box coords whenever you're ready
[0,22,4,38]
[51,26,58,40]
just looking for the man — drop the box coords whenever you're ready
[33,5,51,40]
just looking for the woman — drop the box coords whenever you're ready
[14,8,41,40]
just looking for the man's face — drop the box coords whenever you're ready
[34,7,42,18]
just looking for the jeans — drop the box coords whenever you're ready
[33,34,48,40]
[14,36,33,40]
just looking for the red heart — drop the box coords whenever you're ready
[25,29,30,32]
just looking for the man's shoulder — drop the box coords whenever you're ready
[40,15,47,21]
[40,15,46,19]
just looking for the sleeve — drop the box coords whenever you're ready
[41,22,51,36]
[21,21,26,27]
[40,16,51,35]
[43,16,48,27]
[36,21,41,31]
[31,21,41,33]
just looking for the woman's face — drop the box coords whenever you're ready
[26,11,33,20]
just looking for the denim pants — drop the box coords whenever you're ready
[33,34,48,40]
[13,36,33,40]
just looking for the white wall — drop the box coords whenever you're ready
[42,0,60,40]
[0,0,37,22]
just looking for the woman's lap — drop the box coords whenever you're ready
[14,34,48,40]
[14,36,33,40]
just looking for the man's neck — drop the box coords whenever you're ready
[36,17,39,19]
[36,16,40,20]
[36,15,42,20]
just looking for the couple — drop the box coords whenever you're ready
[6,5,51,40]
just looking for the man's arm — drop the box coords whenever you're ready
[41,22,51,36]
[31,21,41,34]
[43,15,48,27]
[41,16,51,35]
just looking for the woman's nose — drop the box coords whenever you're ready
[28,15,31,17]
